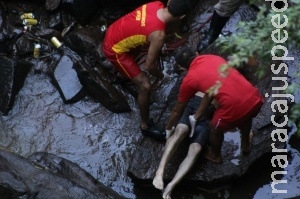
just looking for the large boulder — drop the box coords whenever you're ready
[0,147,124,199]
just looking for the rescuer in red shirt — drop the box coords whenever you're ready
[165,46,264,163]
[102,0,197,141]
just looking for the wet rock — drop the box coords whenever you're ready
[15,34,35,56]
[0,0,175,116]
[61,25,133,111]
[48,55,86,103]
[0,147,124,198]
[0,4,9,54]
[48,12,64,30]
[63,26,104,67]
[61,0,101,25]
[27,152,124,199]
[45,0,61,12]
[76,63,131,113]
[1,1,56,54]
[0,56,32,115]
[48,40,131,112]
[34,28,62,41]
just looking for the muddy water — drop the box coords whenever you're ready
[1,4,300,199]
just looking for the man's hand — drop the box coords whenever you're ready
[189,115,196,137]
[151,72,171,90]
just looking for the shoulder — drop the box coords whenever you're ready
[148,30,165,42]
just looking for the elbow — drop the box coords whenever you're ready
[144,65,151,72]
[144,62,155,72]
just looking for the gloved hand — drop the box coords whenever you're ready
[165,126,175,139]
[189,115,196,137]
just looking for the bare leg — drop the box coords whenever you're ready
[203,124,223,163]
[153,124,189,190]
[162,143,202,199]
[239,119,253,154]
[132,73,151,129]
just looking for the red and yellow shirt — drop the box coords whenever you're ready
[104,1,166,54]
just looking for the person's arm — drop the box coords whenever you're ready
[145,30,165,80]
[165,101,187,130]
[193,93,214,120]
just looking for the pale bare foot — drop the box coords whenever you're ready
[153,175,164,190]
[203,147,223,163]
[162,183,174,199]
[241,130,254,154]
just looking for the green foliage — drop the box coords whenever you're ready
[217,1,300,65]
[216,0,300,136]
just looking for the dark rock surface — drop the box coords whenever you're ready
[0,0,146,115]
[0,147,124,198]
[0,56,32,115]
[0,0,298,198]
[46,55,87,104]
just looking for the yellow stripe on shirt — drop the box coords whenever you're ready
[112,35,147,53]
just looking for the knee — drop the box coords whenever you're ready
[191,144,201,154]
[187,144,201,158]
[139,81,151,93]
[174,125,188,140]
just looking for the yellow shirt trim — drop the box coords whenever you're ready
[112,35,147,53]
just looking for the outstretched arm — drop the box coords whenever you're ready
[193,93,214,120]
[165,101,187,130]
[145,30,165,80]
[188,93,214,137]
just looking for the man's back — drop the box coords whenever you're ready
[179,54,262,120]
[104,1,166,53]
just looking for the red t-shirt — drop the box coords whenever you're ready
[178,55,262,120]
[104,1,165,54]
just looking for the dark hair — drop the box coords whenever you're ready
[175,46,196,68]
[167,0,197,17]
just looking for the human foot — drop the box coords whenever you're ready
[153,175,164,190]
[241,130,254,154]
[162,183,174,199]
[203,147,223,163]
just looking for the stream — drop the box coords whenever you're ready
[0,1,300,199]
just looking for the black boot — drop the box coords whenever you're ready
[141,119,166,142]
[197,11,230,53]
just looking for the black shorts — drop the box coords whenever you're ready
[178,95,212,145]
